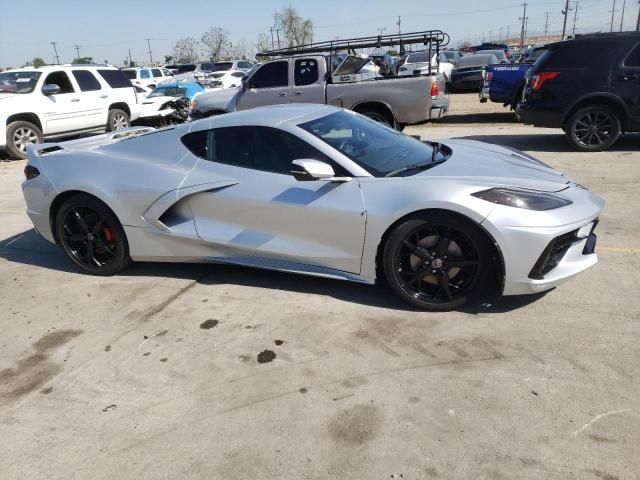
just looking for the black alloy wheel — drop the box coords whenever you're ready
[383,214,492,310]
[566,106,621,151]
[55,195,130,275]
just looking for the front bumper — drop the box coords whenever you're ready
[481,185,604,296]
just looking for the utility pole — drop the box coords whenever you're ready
[506,25,510,44]
[572,1,580,36]
[636,0,640,30]
[519,3,528,48]
[620,0,626,30]
[128,48,133,68]
[610,0,617,32]
[562,0,572,39]
[275,28,281,49]
[269,27,276,50]
[544,11,550,37]
[396,16,401,37]
[377,27,387,36]
[73,44,81,62]
[145,38,153,65]
[50,41,60,64]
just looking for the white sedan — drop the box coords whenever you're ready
[204,71,247,89]
[399,51,455,81]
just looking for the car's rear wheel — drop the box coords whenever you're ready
[565,105,621,151]
[6,121,43,159]
[55,194,130,276]
[107,109,130,132]
[383,213,493,310]
[358,109,398,130]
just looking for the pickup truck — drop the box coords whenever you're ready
[479,45,546,110]
[191,54,449,130]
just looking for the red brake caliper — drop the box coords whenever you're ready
[103,227,114,242]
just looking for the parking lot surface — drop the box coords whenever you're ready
[1,94,639,479]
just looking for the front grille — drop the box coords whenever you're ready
[529,229,579,280]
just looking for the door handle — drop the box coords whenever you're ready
[294,91,303,95]
[100,94,108,98]
[279,92,288,97]
[71,98,80,102]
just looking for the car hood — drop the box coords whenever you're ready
[411,139,570,192]
[194,87,239,112]
[141,95,177,105]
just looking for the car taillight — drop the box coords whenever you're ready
[487,71,494,82]
[530,71,559,92]
[24,165,40,180]
[430,82,439,98]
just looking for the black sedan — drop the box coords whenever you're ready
[450,53,499,92]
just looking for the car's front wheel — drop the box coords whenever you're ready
[383,212,493,310]
[107,109,130,132]
[6,121,43,159]
[565,105,621,151]
[54,194,130,275]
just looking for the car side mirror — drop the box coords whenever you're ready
[42,84,61,95]
[291,159,336,181]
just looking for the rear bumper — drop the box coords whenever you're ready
[516,103,564,127]
[429,95,449,120]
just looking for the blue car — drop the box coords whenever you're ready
[147,81,204,101]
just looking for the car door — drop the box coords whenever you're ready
[183,125,366,274]
[236,60,291,110]
[71,69,108,128]
[139,68,153,88]
[617,41,640,130]
[41,70,86,133]
[291,58,325,104]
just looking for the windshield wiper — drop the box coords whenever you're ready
[385,160,445,177]
[384,143,444,177]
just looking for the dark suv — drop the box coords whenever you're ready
[517,32,640,151]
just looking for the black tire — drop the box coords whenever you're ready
[382,212,494,311]
[54,194,130,276]
[511,85,524,111]
[6,121,43,159]
[358,109,396,129]
[565,105,621,151]
[106,109,130,132]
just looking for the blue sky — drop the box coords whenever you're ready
[0,0,633,67]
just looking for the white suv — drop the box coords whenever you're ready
[122,67,173,89]
[0,65,141,159]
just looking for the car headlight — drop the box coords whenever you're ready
[472,188,572,211]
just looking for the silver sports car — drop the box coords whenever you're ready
[22,105,603,310]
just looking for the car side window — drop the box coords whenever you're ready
[152,68,163,78]
[43,71,75,93]
[72,70,102,91]
[239,61,253,69]
[623,43,640,67]
[162,69,173,77]
[140,69,151,79]
[294,59,319,86]
[181,126,349,176]
[248,61,288,88]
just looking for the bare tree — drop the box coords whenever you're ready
[201,27,231,61]
[254,32,272,58]
[274,7,314,48]
[228,39,251,60]
[172,37,200,63]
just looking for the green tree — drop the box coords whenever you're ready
[201,27,231,61]
[172,37,200,63]
[274,7,314,48]
[32,57,46,68]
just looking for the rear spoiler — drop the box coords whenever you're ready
[27,126,156,157]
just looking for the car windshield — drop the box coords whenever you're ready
[407,51,431,63]
[178,64,197,73]
[299,111,446,177]
[212,62,233,72]
[148,87,188,98]
[442,51,458,60]
[456,55,493,67]
[0,71,41,93]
